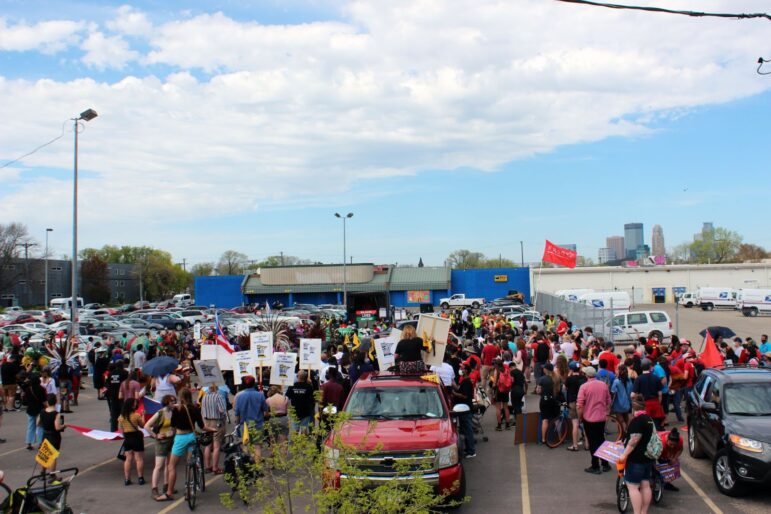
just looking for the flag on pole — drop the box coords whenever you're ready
[265,300,271,314]
[368,340,376,362]
[214,312,235,354]
[542,240,577,269]
[352,333,361,350]
[700,331,723,369]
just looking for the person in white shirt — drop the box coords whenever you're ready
[461,308,469,323]
[133,346,146,371]
[560,336,575,361]
[430,360,456,387]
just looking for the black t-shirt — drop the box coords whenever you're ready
[565,374,587,404]
[625,414,654,463]
[25,384,47,416]
[107,369,128,400]
[511,368,526,389]
[1,360,21,385]
[632,372,661,400]
[457,377,474,407]
[537,375,555,400]
[287,382,316,419]
[395,337,424,362]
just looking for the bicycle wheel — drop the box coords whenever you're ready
[545,417,568,448]
[616,476,629,513]
[605,416,623,442]
[652,475,663,504]
[197,448,206,493]
[186,462,197,510]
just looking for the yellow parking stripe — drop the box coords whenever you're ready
[519,444,531,514]
[680,469,723,514]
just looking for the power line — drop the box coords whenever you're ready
[0,120,69,170]
[555,0,771,20]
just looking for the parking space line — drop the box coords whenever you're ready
[79,442,155,475]
[681,469,723,514]
[519,445,531,514]
[0,446,26,458]
[156,474,222,514]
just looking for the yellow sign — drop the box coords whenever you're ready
[494,275,508,282]
[35,439,60,468]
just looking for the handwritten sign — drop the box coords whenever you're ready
[593,441,625,464]
[270,352,297,386]
[416,315,451,367]
[374,329,401,368]
[250,332,273,366]
[193,359,224,386]
[200,343,233,370]
[35,439,60,468]
[232,351,255,384]
[299,338,322,369]
[193,324,202,341]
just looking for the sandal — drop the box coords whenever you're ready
[152,487,159,497]
[566,446,579,451]
[212,468,224,475]
[155,494,174,502]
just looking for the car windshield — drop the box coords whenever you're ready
[724,383,771,416]
[345,386,446,420]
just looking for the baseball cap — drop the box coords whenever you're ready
[582,366,597,378]
[543,363,554,371]
[568,361,580,371]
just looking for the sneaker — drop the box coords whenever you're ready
[0,438,6,444]
[504,423,511,430]
[125,479,132,486]
[584,467,602,475]
[601,464,611,473]
[26,444,34,451]
[495,425,502,432]
[465,453,477,459]
[138,477,146,485]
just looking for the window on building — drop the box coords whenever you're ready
[1,265,14,271]
[118,269,125,276]
[51,293,63,298]
[117,280,125,287]
[0,294,15,300]
[51,266,62,271]
[17,280,27,286]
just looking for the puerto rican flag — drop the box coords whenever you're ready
[215,312,235,353]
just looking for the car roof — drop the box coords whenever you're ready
[354,371,443,388]
[704,366,771,384]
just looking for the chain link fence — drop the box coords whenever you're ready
[534,291,615,342]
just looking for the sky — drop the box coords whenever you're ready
[1,0,770,269]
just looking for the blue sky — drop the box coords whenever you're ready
[1,1,770,268]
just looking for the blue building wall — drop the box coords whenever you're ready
[450,268,530,302]
[389,289,450,308]
[194,276,246,308]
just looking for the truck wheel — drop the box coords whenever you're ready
[471,302,480,309]
[441,303,450,310]
[648,330,663,342]
[685,302,693,308]
[702,303,714,311]
[175,323,184,330]
[713,449,747,497]
[748,308,758,317]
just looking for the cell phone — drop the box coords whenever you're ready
[60,415,65,425]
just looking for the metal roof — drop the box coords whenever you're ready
[390,267,450,290]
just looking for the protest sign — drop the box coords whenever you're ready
[250,332,274,366]
[201,343,233,370]
[593,441,625,464]
[193,324,202,341]
[374,328,401,368]
[234,323,250,337]
[655,462,681,483]
[193,359,224,386]
[299,338,322,369]
[416,315,451,367]
[232,351,255,384]
[35,439,60,468]
[270,352,297,386]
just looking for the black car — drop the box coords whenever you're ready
[686,366,771,496]
[136,313,190,331]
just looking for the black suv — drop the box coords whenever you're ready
[686,366,771,496]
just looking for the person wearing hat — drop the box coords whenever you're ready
[565,361,587,451]
[577,366,612,474]
[620,399,656,514]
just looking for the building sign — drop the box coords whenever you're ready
[407,290,430,303]
[355,309,377,322]
[494,275,508,283]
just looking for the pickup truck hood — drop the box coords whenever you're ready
[332,418,455,452]
[726,416,771,444]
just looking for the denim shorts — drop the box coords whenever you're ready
[624,461,653,485]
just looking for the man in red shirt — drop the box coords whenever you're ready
[598,342,619,374]
[480,340,501,395]
[556,316,569,337]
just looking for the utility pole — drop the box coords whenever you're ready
[280,251,285,266]
[181,258,187,271]
[520,241,524,267]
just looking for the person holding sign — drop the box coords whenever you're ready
[234,376,269,462]
[394,325,427,373]
[38,393,65,472]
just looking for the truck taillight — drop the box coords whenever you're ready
[669,322,672,329]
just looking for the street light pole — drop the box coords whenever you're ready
[70,108,98,340]
[334,212,354,307]
[45,228,53,306]
[520,240,524,267]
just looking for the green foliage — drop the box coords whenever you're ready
[221,410,467,514]
[446,249,518,269]
[688,227,742,264]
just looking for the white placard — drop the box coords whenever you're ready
[299,338,322,370]
[232,351,255,384]
[416,315,451,367]
[234,323,250,337]
[200,343,233,370]
[193,359,224,386]
[374,328,401,369]
[250,332,274,366]
[270,352,297,386]
[193,324,202,341]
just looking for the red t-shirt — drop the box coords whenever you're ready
[464,354,481,372]
[481,344,501,366]
[598,350,619,374]
[556,320,569,337]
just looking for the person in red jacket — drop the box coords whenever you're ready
[598,342,619,374]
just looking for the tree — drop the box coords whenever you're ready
[218,250,248,275]
[735,243,768,263]
[446,250,486,269]
[576,255,594,267]
[190,262,215,276]
[668,243,691,264]
[689,227,742,264]
[0,223,29,293]
[81,254,110,304]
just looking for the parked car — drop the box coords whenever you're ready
[686,366,771,497]
[136,312,190,331]
[119,318,164,331]
[505,311,544,330]
[292,303,321,312]
[178,309,208,324]
[604,310,673,343]
[0,313,36,327]
[324,372,466,503]
[23,310,55,324]
[678,292,697,308]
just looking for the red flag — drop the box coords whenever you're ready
[542,240,577,269]
[700,331,723,369]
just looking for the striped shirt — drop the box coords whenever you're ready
[201,391,226,420]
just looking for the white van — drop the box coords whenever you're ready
[555,289,594,302]
[172,294,192,305]
[579,291,631,313]
[737,289,771,317]
[607,310,673,343]
[677,292,697,308]
[50,297,84,311]
[696,287,736,311]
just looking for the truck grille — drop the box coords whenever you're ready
[345,451,437,477]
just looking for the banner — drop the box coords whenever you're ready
[193,359,224,386]
[416,315,451,367]
[299,338,322,369]
[374,329,401,368]
[407,290,430,303]
[232,351,255,384]
[270,352,297,386]
[234,323,250,337]
[250,332,274,366]
[542,240,577,269]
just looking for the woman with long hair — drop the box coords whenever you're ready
[555,354,570,385]
[394,324,427,373]
[147,394,176,497]
[610,364,633,437]
[118,397,146,486]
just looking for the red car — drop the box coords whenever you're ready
[324,372,466,502]
[0,313,36,327]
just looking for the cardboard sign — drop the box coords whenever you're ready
[232,351,255,384]
[234,323,250,337]
[655,462,681,483]
[299,338,322,369]
[35,439,60,468]
[593,441,625,464]
[416,315,451,367]
[193,359,224,386]
[193,324,202,341]
[270,352,297,386]
[374,329,401,368]
[200,343,233,371]
[250,332,274,366]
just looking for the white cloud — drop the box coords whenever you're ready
[0,0,770,249]
[80,31,138,69]
[0,17,85,53]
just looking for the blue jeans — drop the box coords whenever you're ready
[459,411,476,455]
[26,414,43,445]
[672,389,684,421]
[290,416,312,439]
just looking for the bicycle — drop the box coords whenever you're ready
[616,460,663,513]
[185,433,209,510]
[546,405,624,448]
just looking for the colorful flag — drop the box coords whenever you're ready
[214,312,235,354]
[265,300,271,314]
[142,396,163,416]
[700,331,723,369]
[69,425,152,441]
[422,331,433,354]
[352,333,361,350]
[542,240,577,269]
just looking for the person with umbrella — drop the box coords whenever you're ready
[144,356,181,400]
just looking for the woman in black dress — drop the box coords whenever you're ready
[394,325,426,373]
[38,393,65,471]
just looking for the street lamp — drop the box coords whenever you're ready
[70,108,98,339]
[45,228,53,306]
[334,212,353,307]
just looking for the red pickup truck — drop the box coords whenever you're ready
[323,372,466,502]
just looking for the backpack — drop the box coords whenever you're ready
[644,421,664,460]
[535,342,549,364]
[497,367,513,393]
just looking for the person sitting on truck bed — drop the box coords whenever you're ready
[394,325,426,374]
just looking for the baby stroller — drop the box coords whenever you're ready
[0,468,78,514]
[222,427,259,497]
[472,386,491,443]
